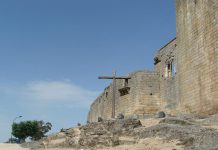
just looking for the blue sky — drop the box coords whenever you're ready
[0,0,176,142]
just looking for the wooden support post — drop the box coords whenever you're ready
[112,71,116,118]
[98,71,131,119]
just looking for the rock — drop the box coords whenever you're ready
[159,118,193,126]
[134,121,218,150]
[157,111,166,118]
[118,136,136,145]
[75,118,142,148]
[131,114,138,119]
[22,115,218,150]
[116,113,124,119]
[98,117,103,122]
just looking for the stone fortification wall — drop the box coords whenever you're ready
[88,0,218,122]
[176,0,218,114]
[154,38,179,112]
[88,71,161,122]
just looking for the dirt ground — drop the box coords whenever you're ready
[0,144,71,150]
[102,137,183,150]
[0,144,30,150]
[1,140,183,150]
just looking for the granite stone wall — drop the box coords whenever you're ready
[176,0,218,114]
[88,71,161,122]
[154,38,179,113]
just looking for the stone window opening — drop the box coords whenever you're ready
[165,60,176,79]
[164,64,170,78]
[171,60,176,77]
[105,92,108,98]
[167,63,171,77]
[124,79,129,87]
[118,79,130,96]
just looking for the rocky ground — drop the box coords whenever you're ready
[20,114,218,150]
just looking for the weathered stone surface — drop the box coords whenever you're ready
[134,123,218,150]
[61,118,142,149]
[88,71,162,122]
[159,118,193,126]
[23,115,218,150]
[176,0,218,114]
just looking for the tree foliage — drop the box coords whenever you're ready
[12,120,52,141]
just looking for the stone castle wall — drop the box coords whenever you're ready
[176,0,218,114]
[154,38,179,112]
[88,0,218,122]
[88,71,161,122]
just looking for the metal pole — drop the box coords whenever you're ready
[11,116,22,143]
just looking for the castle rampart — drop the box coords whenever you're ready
[88,0,218,122]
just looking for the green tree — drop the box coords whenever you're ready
[31,120,52,140]
[12,120,52,142]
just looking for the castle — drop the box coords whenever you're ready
[88,0,218,122]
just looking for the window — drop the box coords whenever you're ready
[165,60,176,78]
[171,60,176,77]
[164,65,168,78]
[167,63,171,78]
[124,79,128,87]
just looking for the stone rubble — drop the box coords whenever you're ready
[22,115,218,150]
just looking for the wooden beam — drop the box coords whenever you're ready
[98,71,131,119]
[98,76,131,79]
[112,73,116,118]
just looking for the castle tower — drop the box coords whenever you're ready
[176,0,218,114]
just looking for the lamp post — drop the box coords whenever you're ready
[10,116,22,143]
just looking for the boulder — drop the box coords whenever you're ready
[157,111,166,118]
[98,117,103,122]
[116,113,124,119]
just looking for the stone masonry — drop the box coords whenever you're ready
[88,71,161,122]
[176,0,218,114]
[88,0,218,122]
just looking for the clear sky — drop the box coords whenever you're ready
[0,0,176,142]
